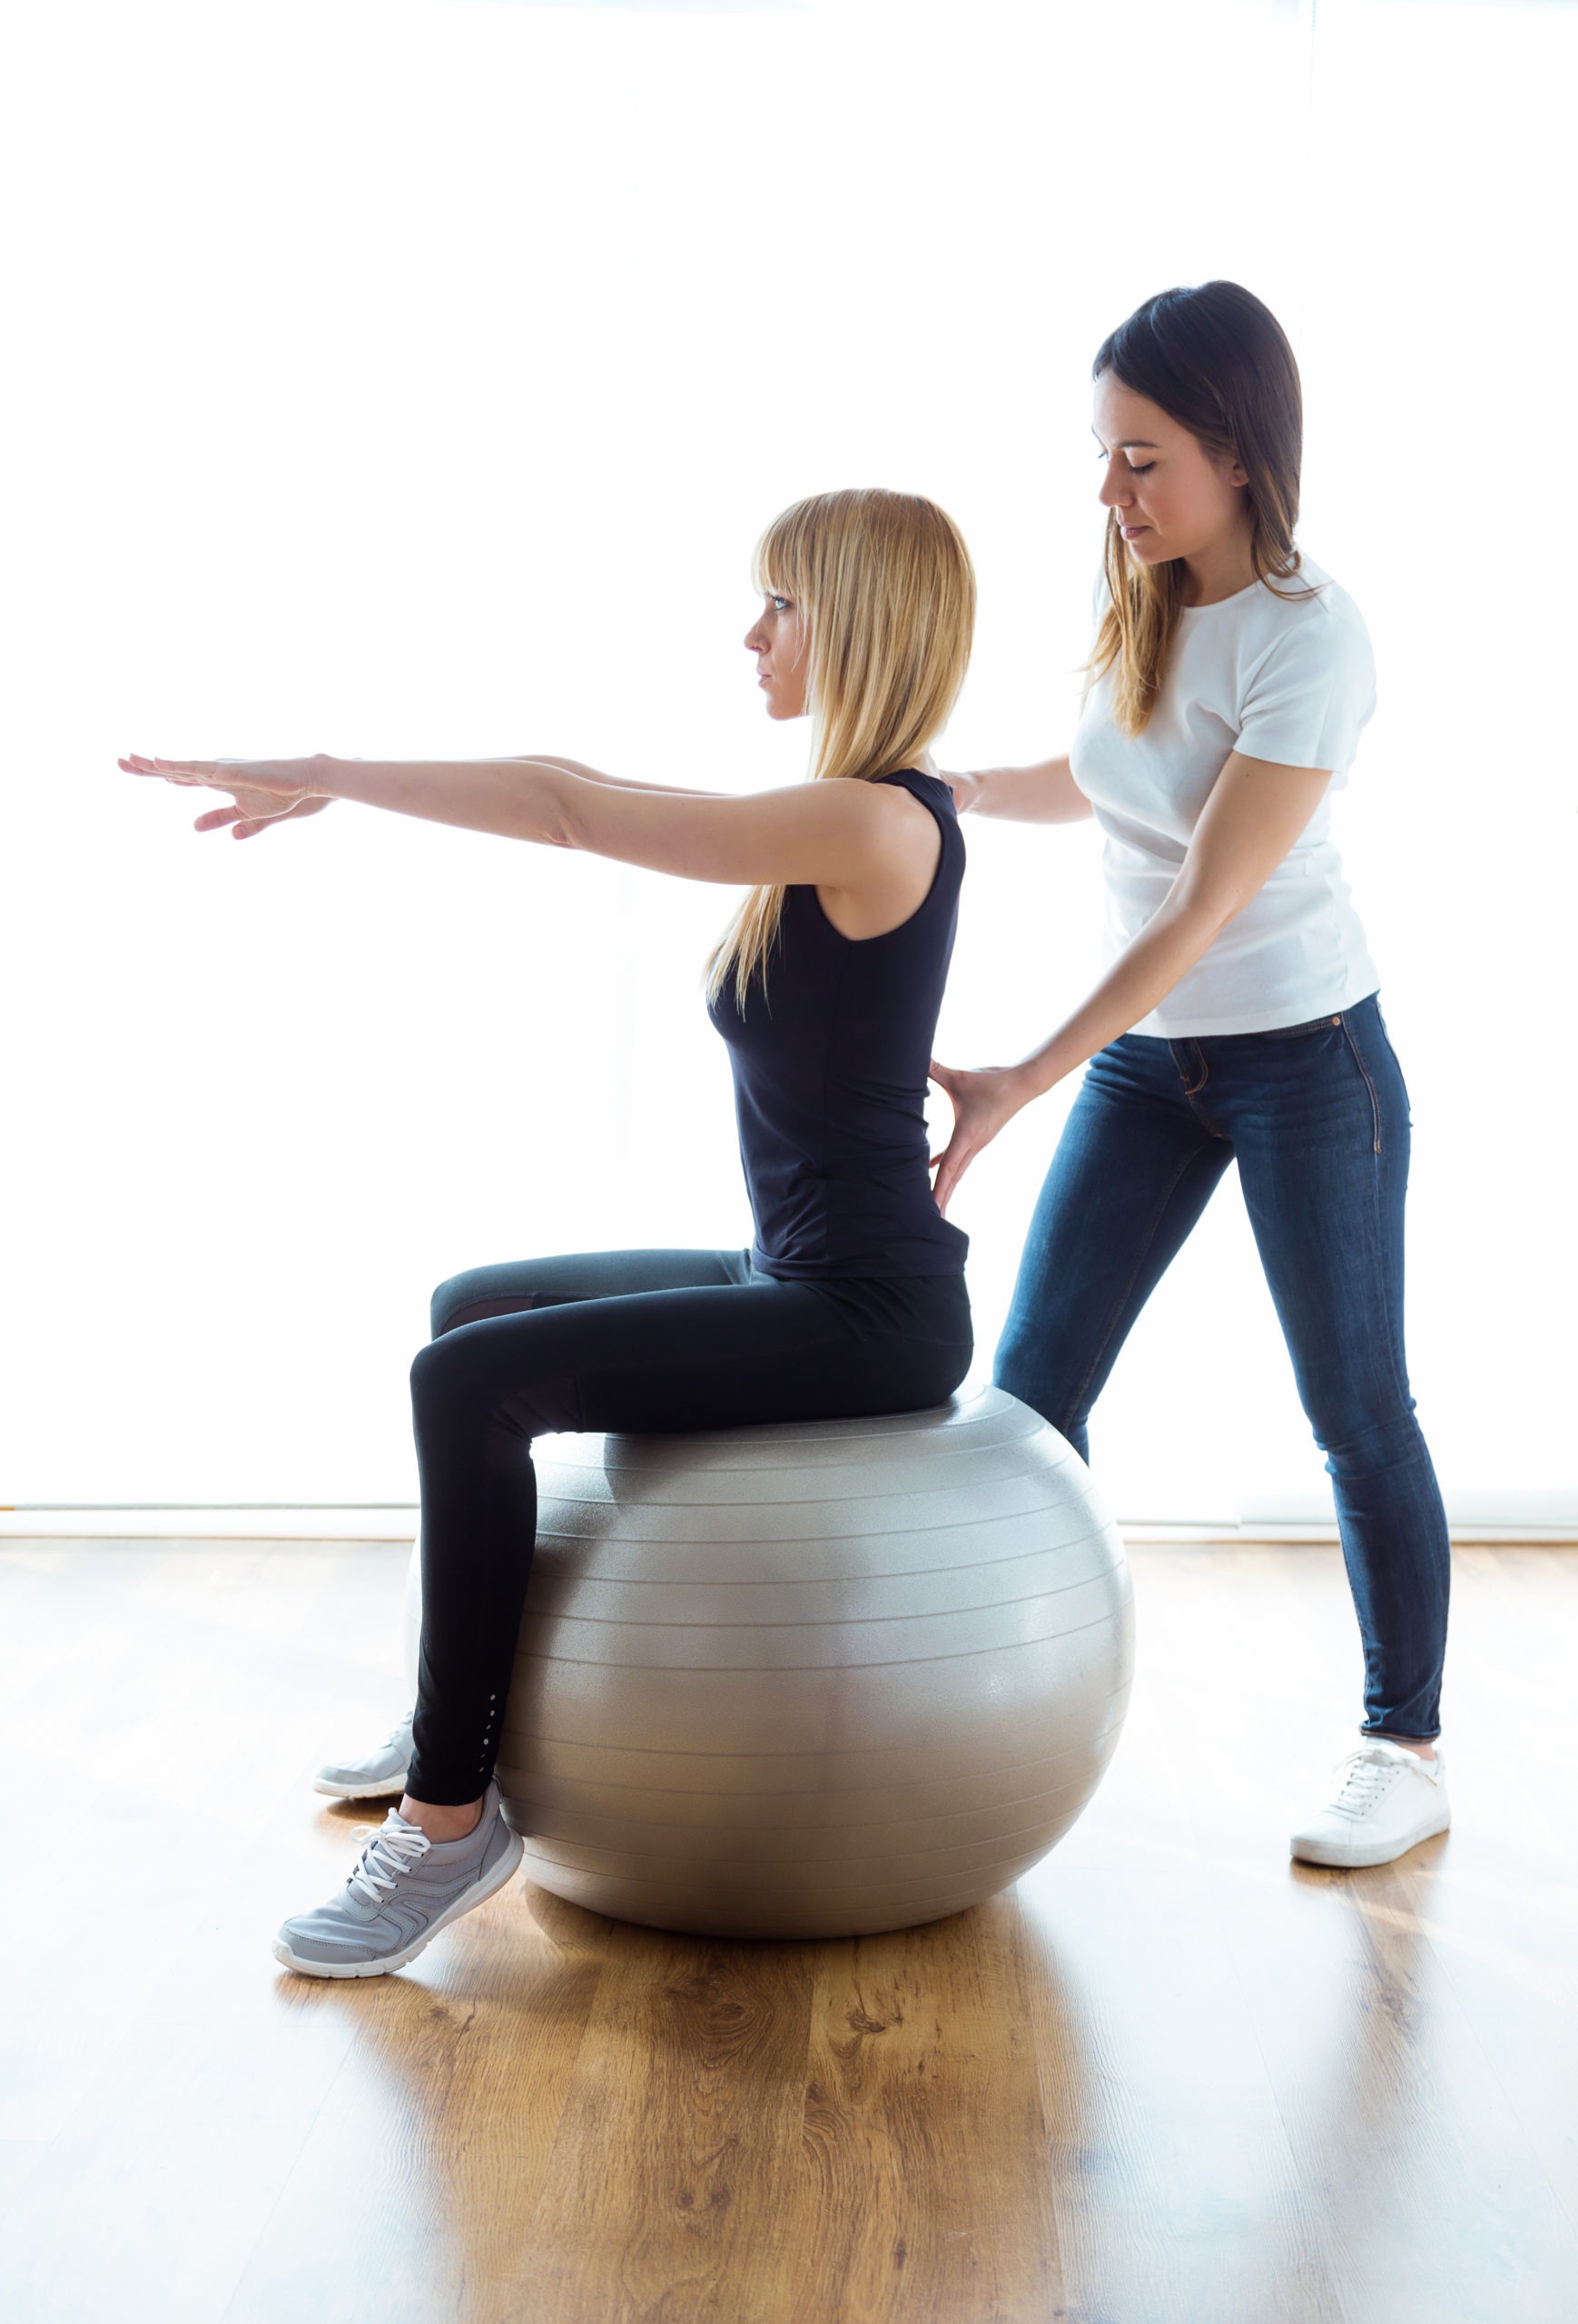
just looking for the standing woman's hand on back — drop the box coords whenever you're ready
[927,1058,1035,1214]
[929,763,990,813]
[120,753,337,840]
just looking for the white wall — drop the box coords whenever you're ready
[1,0,1572,1519]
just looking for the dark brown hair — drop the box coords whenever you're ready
[1090,281,1311,734]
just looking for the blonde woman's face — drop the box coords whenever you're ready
[745,592,811,720]
[1092,374,1248,569]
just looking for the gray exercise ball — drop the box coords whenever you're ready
[403,1385,1134,1940]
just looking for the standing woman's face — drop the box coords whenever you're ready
[1092,371,1250,570]
[745,591,811,719]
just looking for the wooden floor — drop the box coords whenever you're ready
[1,1538,1574,2324]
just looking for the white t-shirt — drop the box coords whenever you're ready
[1069,555,1380,1038]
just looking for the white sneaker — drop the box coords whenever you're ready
[312,1711,415,1800]
[1291,1740,1449,1868]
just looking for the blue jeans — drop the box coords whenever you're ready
[994,995,1449,1738]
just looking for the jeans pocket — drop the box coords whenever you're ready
[1339,1017,1385,1155]
[1259,1011,1346,1040]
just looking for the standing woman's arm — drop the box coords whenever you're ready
[929,750,1332,1210]
[945,754,1092,822]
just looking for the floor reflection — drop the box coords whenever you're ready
[242,1877,1091,2323]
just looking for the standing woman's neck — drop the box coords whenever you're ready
[1180,508,1258,609]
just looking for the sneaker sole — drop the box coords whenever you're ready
[311,1769,412,1799]
[1290,1807,1451,1869]
[271,1826,526,1979]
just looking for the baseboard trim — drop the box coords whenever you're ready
[0,1506,419,1541]
[2,1503,1573,1547]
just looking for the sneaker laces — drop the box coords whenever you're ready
[347,1815,430,1905]
[1324,1744,1427,1824]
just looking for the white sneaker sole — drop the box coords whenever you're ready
[1290,1805,1450,1869]
[311,1768,412,1799]
[272,1826,526,1979]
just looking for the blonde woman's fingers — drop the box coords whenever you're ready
[122,753,207,787]
[151,755,228,778]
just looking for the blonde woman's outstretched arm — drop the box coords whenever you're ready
[120,750,939,907]
[125,750,729,842]
[507,754,727,799]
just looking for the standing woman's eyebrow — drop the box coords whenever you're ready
[1091,429,1162,450]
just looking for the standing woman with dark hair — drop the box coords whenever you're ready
[931,282,1452,1870]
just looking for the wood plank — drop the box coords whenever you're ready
[1017,1544,1344,2324]
[1224,1844,1578,2324]
[498,1918,816,2324]
[0,1983,361,2324]
[792,1895,1061,2324]
[1020,1829,1340,2324]
[0,1540,415,2322]
[1021,1544,1578,2324]
[1364,1544,1578,2259]
[222,1889,609,2324]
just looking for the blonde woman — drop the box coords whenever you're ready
[125,487,976,1977]
[931,283,1452,1873]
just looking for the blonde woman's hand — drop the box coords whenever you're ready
[120,753,337,840]
[928,1058,1034,1214]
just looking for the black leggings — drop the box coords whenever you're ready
[407,1247,973,1802]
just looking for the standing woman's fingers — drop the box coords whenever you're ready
[931,1133,975,1216]
[927,1059,960,1207]
[928,1060,965,1202]
[929,1108,979,1214]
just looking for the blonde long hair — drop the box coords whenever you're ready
[1088,281,1315,737]
[705,487,975,1013]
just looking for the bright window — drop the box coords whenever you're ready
[2,0,1570,1523]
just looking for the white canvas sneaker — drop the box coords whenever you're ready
[1291,1740,1450,1868]
[312,1712,415,1800]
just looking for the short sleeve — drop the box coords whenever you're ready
[1234,594,1377,774]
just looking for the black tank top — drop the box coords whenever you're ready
[707,769,969,1280]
